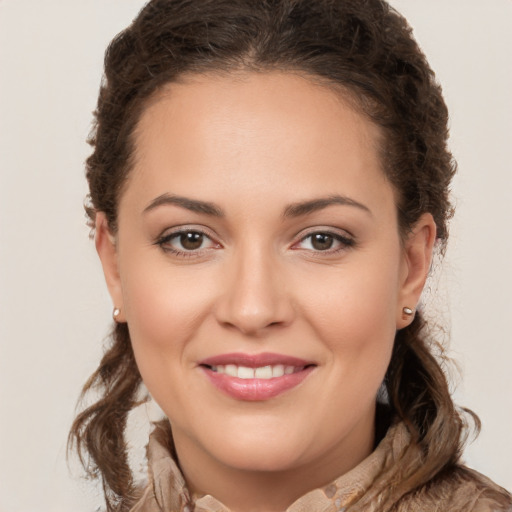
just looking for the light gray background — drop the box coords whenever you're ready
[0,1,511,511]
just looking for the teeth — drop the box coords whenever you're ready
[210,364,300,379]
[254,365,272,379]
[224,364,238,377]
[238,366,255,379]
[272,364,285,378]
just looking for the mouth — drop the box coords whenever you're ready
[198,353,317,401]
[207,363,306,379]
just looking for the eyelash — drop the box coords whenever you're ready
[154,228,355,258]
[155,228,219,258]
[294,230,355,254]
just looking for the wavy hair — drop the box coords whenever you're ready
[69,1,476,510]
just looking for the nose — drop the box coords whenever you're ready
[214,244,295,336]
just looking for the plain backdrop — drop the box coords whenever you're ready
[0,1,511,511]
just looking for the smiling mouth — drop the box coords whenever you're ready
[198,353,317,401]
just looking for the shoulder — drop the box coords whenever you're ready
[396,465,512,512]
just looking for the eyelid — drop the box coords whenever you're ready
[154,225,222,254]
[291,227,355,252]
[156,223,218,239]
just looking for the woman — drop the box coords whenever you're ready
[69,0,512,511]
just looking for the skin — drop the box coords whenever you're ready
[96,72,436,512]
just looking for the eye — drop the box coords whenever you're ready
[156,229,218,255]
[295,231,354,252]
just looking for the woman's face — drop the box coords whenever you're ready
[97,72,434,488]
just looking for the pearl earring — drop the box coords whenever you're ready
[403,307,414,316]
[113,307,121,321]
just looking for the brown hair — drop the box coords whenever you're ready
[70,1,475,510]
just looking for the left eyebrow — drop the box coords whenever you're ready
[283,195,372,218]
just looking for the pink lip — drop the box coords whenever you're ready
[199,352,316,401]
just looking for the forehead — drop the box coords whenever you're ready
[123,71,392,215]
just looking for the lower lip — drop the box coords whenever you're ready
[201,366,315,401]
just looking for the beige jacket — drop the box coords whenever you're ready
[130,422,511,512]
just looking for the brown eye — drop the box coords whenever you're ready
[157,229,217,254]
[180,232,204,250]
[295,231,354,253]
[310,233,334,251]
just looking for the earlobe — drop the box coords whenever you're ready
[95,212,125,322]
[396,213,437,329]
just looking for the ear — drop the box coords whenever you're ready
[95,212,125,322]
[396,213,437,329]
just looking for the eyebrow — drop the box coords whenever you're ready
[143,193,371,218]
[283,195,372,218]
[143,193,225,217]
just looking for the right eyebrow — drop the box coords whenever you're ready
[143,193,225,217]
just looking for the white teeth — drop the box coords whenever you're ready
[210,364,300,379]
[237,366,255,379]
[254,365,273,379]
[224,364,238,377]
[272,364,285,378]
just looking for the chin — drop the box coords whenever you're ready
[184,414,312,472]
[213,438,307,473]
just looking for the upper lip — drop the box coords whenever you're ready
[199,352,315,368]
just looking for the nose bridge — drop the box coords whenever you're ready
[216,239,292,335]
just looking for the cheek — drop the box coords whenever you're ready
[300,258,400,342]
[119,268,213,420]
[296,253,400,394]
[118,260,216,397]
[121,262,213,342]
